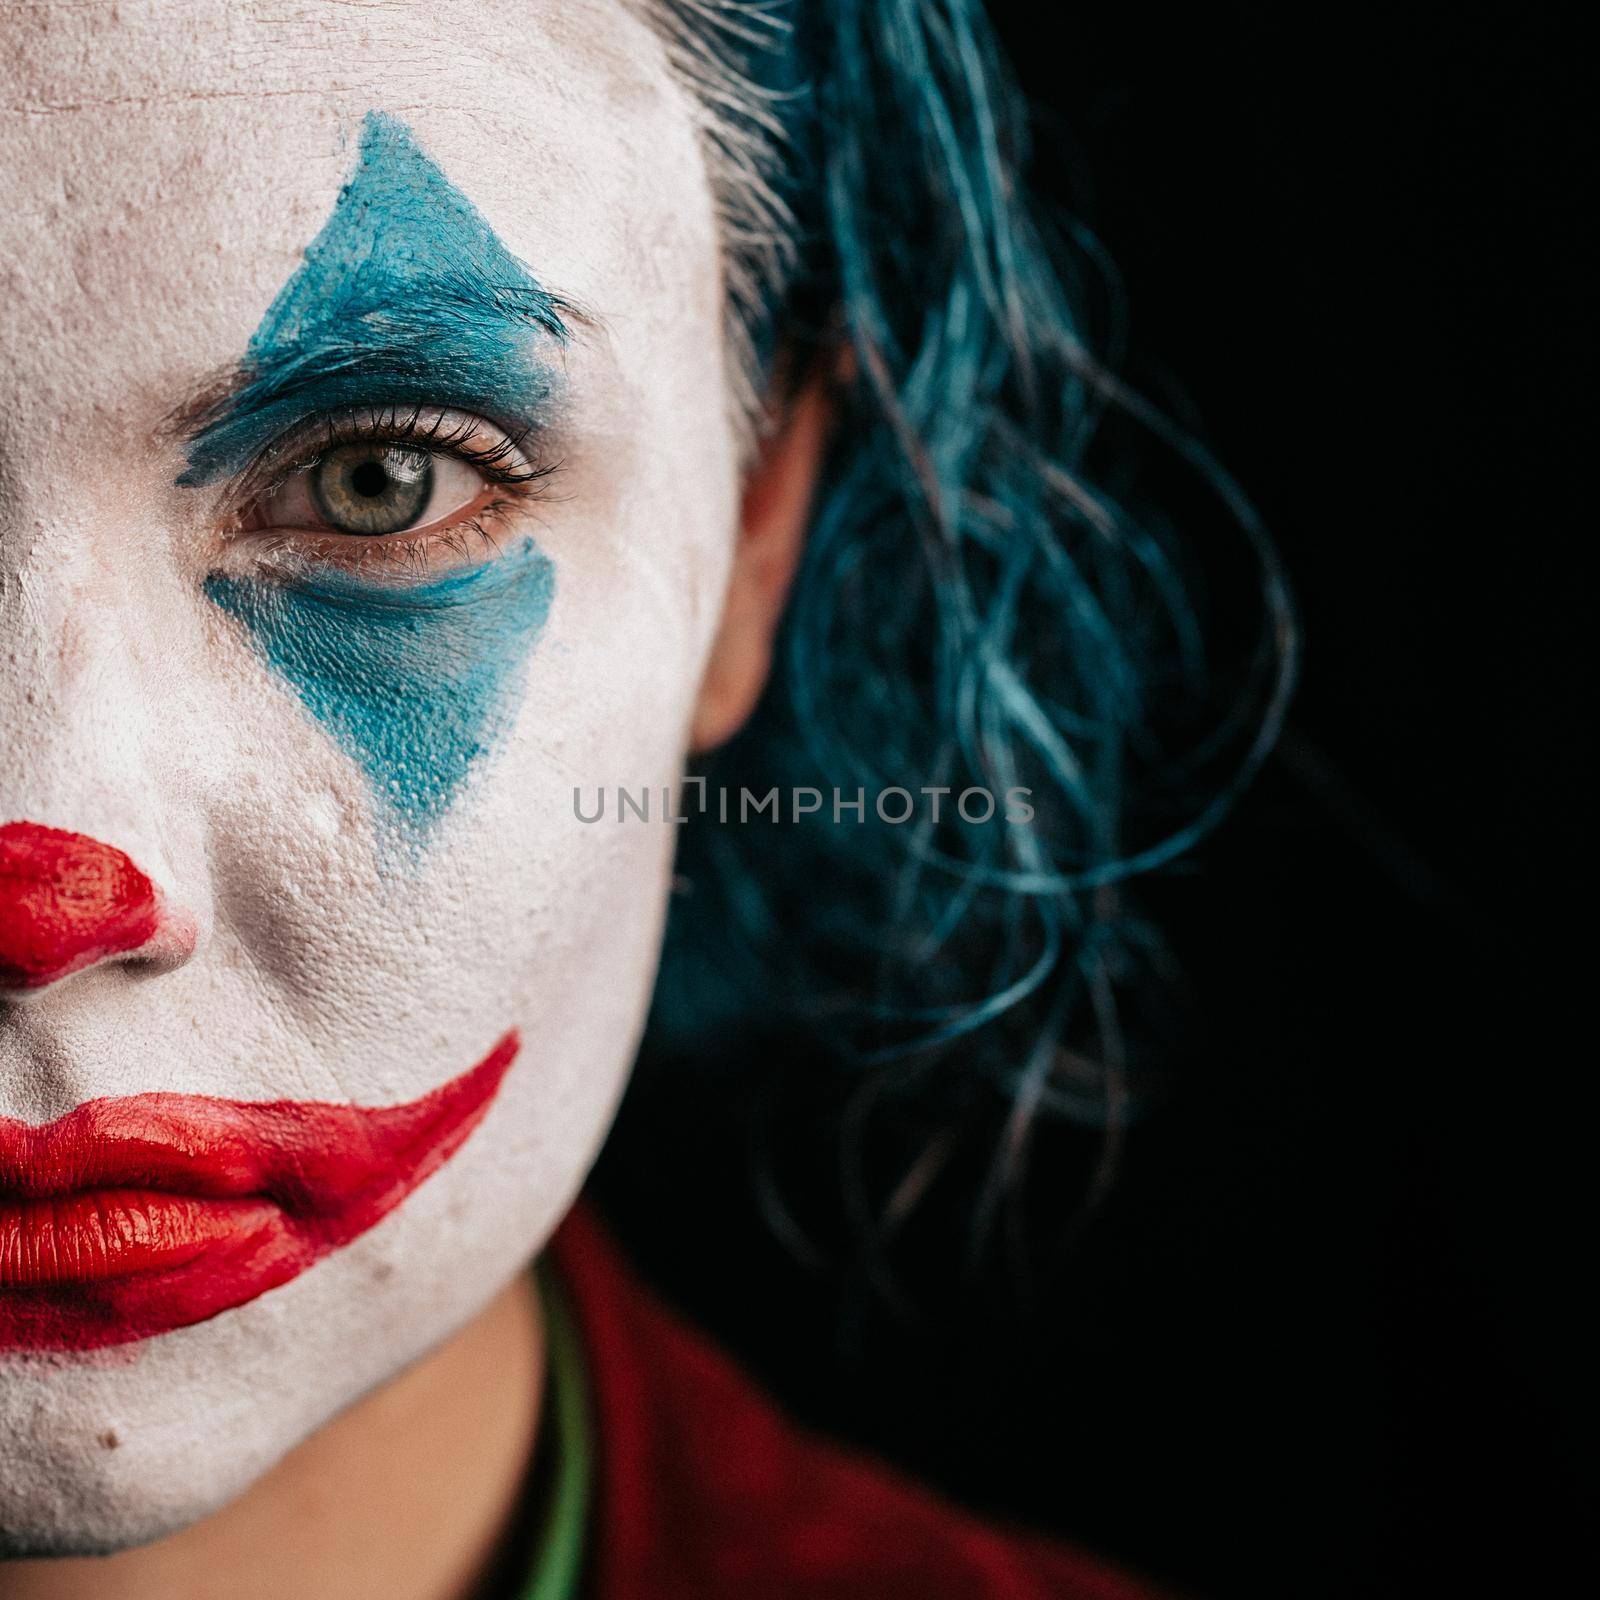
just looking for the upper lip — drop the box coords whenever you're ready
[0,1096,283,1203]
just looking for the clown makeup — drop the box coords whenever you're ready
[0,0,740,1554]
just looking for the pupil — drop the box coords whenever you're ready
[311,444,433,536]
[349,460,389,499]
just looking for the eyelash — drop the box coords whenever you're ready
[314,405,556,485]
[224,405,560,578]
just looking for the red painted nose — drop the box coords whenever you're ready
[0,822,167,990]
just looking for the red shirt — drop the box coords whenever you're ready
[550,1207,1163,1600]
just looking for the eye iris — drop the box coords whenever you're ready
[311,444,434,535]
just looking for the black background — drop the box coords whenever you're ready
[598,8,1586,1595]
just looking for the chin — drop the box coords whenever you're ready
[0,1145,566,1561]
[0,1308,397,1560]
[0,1230,459,1559]
[0,1386,284,1558]
[0,1488,239,1562]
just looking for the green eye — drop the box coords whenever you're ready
[310,444,435,535]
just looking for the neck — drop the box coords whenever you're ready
[0,1276,546,1600]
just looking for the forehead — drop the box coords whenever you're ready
[0,0,711,415]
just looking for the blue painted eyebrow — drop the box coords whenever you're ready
[180,111,573,486]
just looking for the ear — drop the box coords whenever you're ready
[690,371,834,752]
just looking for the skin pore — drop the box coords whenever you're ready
[0,1,823,1594]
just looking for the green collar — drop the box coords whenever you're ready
[520,1266,593,1600]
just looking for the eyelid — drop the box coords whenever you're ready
[217,404,556,526]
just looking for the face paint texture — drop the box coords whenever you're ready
[206,538,555,841]
[181,111,569,486]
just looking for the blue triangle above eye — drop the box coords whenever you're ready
[182,110,569,486]
[249,111,567,364]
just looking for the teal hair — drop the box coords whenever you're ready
[638,1,1296,1251]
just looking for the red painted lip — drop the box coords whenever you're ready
[0,1032,517,1351]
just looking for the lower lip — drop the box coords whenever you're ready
[0,1032,517,1352]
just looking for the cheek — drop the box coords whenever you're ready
[183,184,740,1103]
[416,492,729,1030]
[193,476,727,1095]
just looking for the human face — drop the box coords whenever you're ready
[0,0,735,1554]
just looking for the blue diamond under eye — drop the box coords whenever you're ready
[205,536,556,858]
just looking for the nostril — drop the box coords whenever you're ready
[0,821,178,991]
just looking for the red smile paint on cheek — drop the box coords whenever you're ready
[0,1032,518,1351]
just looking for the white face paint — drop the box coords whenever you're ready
[0,0,735,1554]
